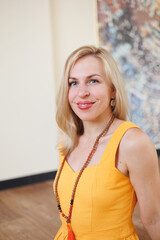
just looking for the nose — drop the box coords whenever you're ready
[78,84,90,98]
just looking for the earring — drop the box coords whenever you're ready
[110,98,116,110]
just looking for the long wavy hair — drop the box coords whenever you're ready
[56,45,131,156]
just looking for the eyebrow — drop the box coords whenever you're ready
[68,74,102,80]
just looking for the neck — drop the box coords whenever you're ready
[82,113,114,138]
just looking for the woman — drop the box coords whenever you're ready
[54,46,160,240]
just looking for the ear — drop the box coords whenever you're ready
[111,86,116,99]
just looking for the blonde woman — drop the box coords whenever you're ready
[54,46,160,240]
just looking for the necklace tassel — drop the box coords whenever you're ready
[67,223,75,240]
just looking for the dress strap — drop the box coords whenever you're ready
[100,121,140,168]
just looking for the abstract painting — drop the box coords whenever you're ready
[97,0,160,149]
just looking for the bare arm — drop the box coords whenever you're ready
[120,128,160,240]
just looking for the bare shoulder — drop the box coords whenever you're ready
[119,125,158,169]
[121,126,154,153]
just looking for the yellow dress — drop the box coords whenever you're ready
[54,121,139,240]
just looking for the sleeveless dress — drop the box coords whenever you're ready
[54,121,140,240]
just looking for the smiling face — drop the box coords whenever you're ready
[68,55,115,124]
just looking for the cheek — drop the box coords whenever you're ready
[93,88,111,101]
[68,90,71,105]
[68,88,75,104]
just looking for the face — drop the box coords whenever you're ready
[68,56,115,123]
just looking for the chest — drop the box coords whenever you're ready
[67,137,111,173]
[67,136,128,176]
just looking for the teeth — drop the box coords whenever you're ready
[78,103,91,105]
[78,104,91,106]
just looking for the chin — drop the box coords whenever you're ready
[75,114,100,122]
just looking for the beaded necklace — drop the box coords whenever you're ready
[54,115,114,239]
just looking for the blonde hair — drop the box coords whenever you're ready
[56,45,131,156]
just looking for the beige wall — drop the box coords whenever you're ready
[51,0,98,88]
[0,0,97,181]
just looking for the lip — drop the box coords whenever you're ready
[77,101,95,110]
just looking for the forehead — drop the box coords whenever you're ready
[69,55,105,77]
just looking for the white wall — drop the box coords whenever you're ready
[51,0,98,89]
[0,0,97,181]
[0,0,58,181]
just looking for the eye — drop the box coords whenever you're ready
[69,81,78,87]
[89,79,99,84]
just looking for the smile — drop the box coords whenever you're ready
[77,101,95,110]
